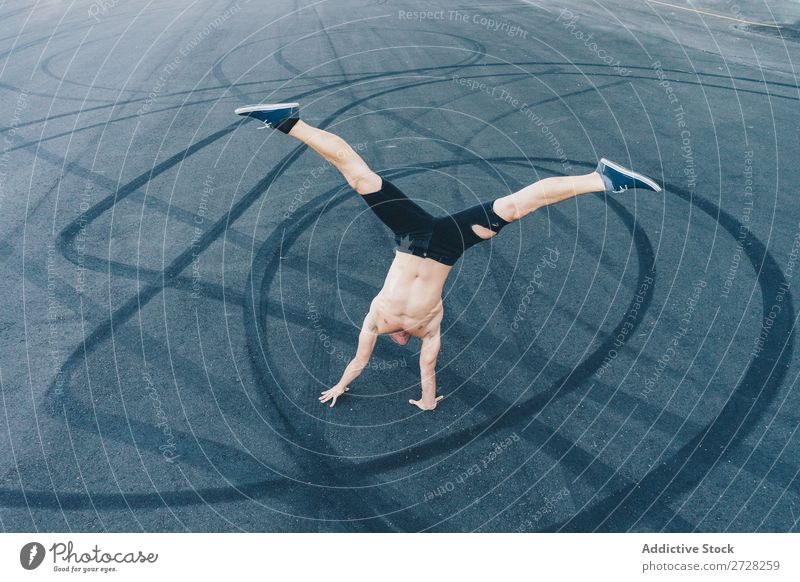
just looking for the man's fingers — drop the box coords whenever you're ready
[320,387,346,407]
[408,397,442,411]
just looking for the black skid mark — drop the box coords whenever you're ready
[545,186,794,532]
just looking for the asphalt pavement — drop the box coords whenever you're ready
[0,0,799,532]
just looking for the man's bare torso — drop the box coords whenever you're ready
[369,251,451,339]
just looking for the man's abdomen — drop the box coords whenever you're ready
[372,254,449,336]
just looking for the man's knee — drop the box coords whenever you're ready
[352,170,382,195]
[492,196,524,222]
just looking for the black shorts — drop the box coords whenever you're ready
[360,176,510,265]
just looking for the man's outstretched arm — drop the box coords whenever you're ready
[319,313,378,407]
[410,329,443,411]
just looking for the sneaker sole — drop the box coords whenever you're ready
[600,158,662,192]
[234,102,299,115]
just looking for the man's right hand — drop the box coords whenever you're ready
[409,395,444,411]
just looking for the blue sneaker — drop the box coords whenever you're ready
[234,102,300,132]
[596,158,662,194]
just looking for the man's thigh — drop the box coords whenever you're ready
[362,176,434,240]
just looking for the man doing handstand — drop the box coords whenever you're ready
[235,103,661,411]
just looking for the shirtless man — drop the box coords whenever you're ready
[235,103,661,410]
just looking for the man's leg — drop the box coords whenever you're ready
[491,172,605,225]
[287,120,382,195]
[287,121,418,347]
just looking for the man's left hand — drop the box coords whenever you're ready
[320,385,348,407]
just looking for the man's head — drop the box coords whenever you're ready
[388,330,411,346]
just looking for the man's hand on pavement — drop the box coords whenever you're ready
[320,385,348,407]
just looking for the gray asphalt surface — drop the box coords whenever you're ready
[1,0,799,532]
